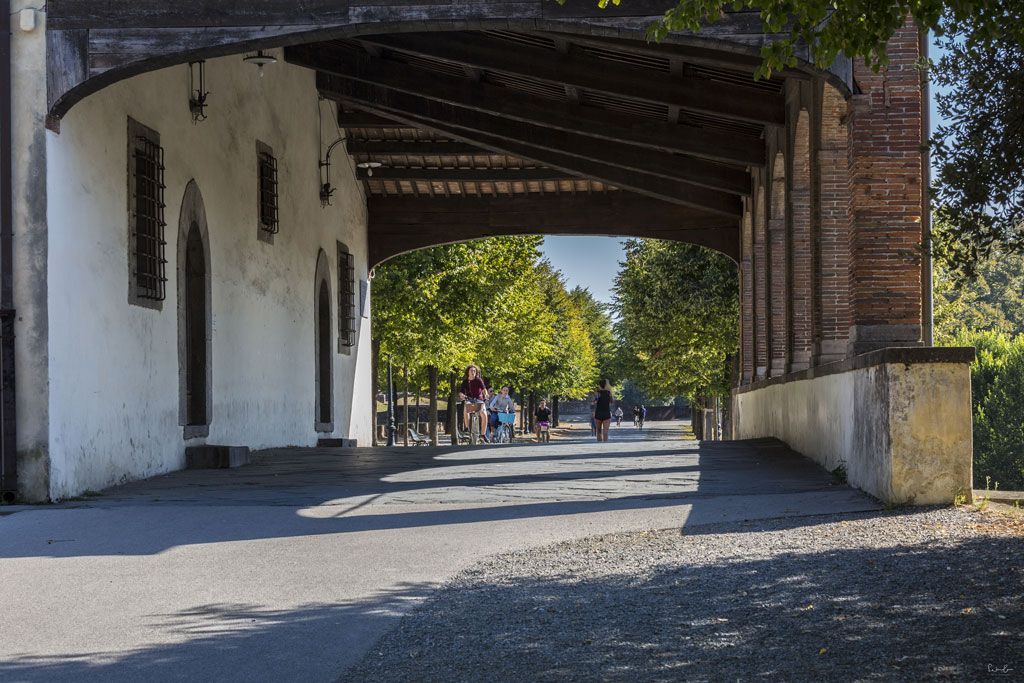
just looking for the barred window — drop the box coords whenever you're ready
[128,118,167,307]
[257,141,279,239]
[338,243,356,349]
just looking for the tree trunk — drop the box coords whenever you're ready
[415,382,421,435]
[528,391,537,432]
[371,337,380,446]
[402,364,409,447]
[448,370,460,447]
[428,365,439,446]
[552,395,560,427]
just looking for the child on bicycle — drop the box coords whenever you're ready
[487,385,515,442]
[535,399,551,442]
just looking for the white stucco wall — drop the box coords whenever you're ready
[45,53,372,499]
[732,357,973,505]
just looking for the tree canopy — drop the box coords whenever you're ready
[372,237,598,398]
[613,239,738,401]
[568,286,619,383]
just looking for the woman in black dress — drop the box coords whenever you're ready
[593,379,614,442]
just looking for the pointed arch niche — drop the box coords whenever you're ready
[177,180,213,439]
[314,249,334,433]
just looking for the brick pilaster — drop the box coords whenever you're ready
[789,110,813,371]
[815,84,853,364]
[768,156,789,377]
[847,19,924,353]
[753,183,769,380]
[740,202,754,384]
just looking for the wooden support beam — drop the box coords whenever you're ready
[319,79,743,216]
[369,192,739,264]
[337,109,407,128]
[287,44,766,167]
[347,140,487,155]
[344,102,750,195]
[358,32,784,125]
[357,167,570,181]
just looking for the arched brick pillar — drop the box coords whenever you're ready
[768,153,789,377]
[847,18,924,353]
[789,111,813,371]
[753,180,769,381]
[815,85,853,365]
[740,198,754,384]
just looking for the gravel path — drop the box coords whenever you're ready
[346,507,1024,682]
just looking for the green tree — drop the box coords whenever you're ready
[933,218,1024,343]
[568,286,619,382]
[372,236,553,377]
[520,263,598,399]
[613,239,738,402]
[975,340,1024,489]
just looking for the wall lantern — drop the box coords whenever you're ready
[188,61,210,123]
[318,138,346,207]
[243,50,277,78]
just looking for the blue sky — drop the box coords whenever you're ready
[540,236,625,304]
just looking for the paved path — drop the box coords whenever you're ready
[0,423,878,682]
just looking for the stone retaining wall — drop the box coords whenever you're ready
[732,347,974,505]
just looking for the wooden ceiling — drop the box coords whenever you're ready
[286,29,782,220]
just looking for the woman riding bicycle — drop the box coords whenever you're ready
[613,406,624,427]
[459,364,489,443]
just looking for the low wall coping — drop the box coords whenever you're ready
[733,346,976,396]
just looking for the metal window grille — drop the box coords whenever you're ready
[258,151,279,234]
[131,135,167,301]
[338,245,356,347]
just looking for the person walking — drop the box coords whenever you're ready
[593,379,614,442]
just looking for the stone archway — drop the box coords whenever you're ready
[177,180,213,439]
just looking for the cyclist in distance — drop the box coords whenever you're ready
[613,405,624,427]
[459,364,489,442]
[487,385,515,442]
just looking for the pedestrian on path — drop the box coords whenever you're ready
[593,380,614,442]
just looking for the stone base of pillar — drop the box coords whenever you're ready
[814,340,848,367]
[769,358,788,378]
[755,366,768,381]
[848,324,923,356]
[789,352,812,373]
[740,371,753,385]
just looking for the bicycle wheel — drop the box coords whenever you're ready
[469,412,480,445]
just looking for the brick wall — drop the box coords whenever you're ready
[768,154,789,377]
[815,84,853,364]
[790,110,813,371]
[847,18,924,352]
[740,202,754,383]
[753,183,769,380]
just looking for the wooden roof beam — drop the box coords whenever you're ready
[321,76,750,198]
[357,167,573,181]
[286,44,766,168]
[368,192,739,264]
[347,140,489,155]
[358,32,784,126]
[318,77,743,217]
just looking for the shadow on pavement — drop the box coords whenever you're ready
[342,532,1024,682]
